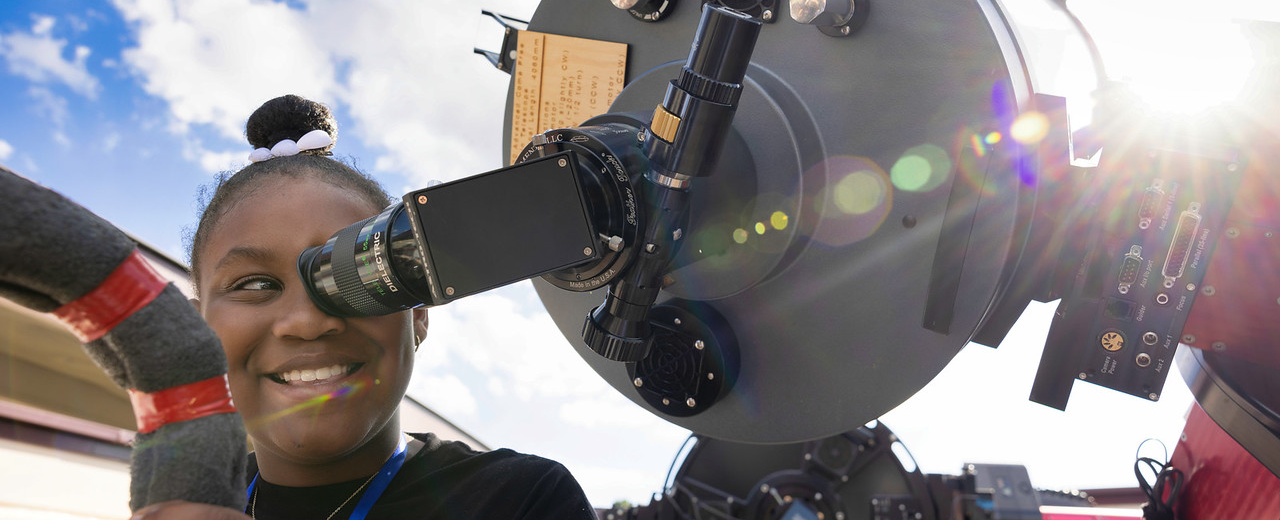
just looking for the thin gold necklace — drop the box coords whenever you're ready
[250,471,380,520]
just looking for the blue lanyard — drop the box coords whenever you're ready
[245,435,409,520]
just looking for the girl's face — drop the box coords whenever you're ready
[195,175,426,474]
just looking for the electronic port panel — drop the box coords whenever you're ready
[1033,148,1244,409]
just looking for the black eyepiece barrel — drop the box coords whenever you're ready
[684,6,759,90]
[643,4,761,178]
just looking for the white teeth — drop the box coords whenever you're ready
[276,364,349,383]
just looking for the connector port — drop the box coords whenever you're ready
[1118,245,1142,294]
[1137,179,1164,230]
[1162,202,1201,287]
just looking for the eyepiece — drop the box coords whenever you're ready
[297,203,432,317]
[684,6,760,88]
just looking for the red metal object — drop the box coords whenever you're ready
[1181,150,1280,371]
[1169,402,1280,519]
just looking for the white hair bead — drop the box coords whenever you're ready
[246,129,333,163]
[297,129,333,151]
[270,139,300,157]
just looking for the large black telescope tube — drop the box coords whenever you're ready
[582,5,761,362]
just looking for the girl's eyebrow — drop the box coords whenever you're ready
[213,246,277,271]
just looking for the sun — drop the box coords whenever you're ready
[1082,3,1256,113]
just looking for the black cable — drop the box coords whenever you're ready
[1134,456,1184,520]
[663,434,699,496]
[1050,0,1110,86]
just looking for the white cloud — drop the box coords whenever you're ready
[197,149,243,174]
[113,0,337,140]
[409,373,478,419]
[0,15,101,98]
[0,139,12,161]
[101,131,121,152]
[563,463,670,508]
[27,86,69,125]
[32,15,56,35]
[420,286,605,402]
[559,393,695,446]
[110,0,538,184]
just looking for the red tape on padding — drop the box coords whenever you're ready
[128,375,237,434]
[52,249,168,342]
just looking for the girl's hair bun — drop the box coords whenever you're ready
[245,94,337,153]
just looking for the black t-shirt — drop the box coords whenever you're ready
[244,433,596,519]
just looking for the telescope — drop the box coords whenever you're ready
[297,0,1279,516]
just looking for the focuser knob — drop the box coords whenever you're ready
[582,310,653,362]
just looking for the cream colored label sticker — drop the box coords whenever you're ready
[510,31,627,164]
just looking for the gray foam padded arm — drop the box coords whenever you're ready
[0,168,246,512]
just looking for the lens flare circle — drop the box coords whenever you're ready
[804,156,893,247]
[891,144,951,193]
[770,211,789,230]
[1010,111,1049,144]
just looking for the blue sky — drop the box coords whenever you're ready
[1,0,1272,509]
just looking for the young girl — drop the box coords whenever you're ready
[133,95,595,520]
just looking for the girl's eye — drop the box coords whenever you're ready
[232,277,281,292]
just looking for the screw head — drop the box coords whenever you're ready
[1186,283,1196,291]
[558,158,568,167]
[1183,334,1196,343]
[761,9,773,21]
[1202,286,1216,296]
[662,398,670,406]
[1078,372,1088,379]
[694,340,705,350]
[633,377,643,387]
[840,25,851,35]
[445,287,455,296]
[1212,341,1227,351]
[686,397,697,408]
[1149,393,1159,400]
[673,318,682,326]
[417,195,428,204]
[584,247,593,256]
[707,372,715,380]
[1226,227,1240,238]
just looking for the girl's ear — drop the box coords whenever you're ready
[412,308,429,347]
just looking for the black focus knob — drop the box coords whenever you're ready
[582,305,653,362]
